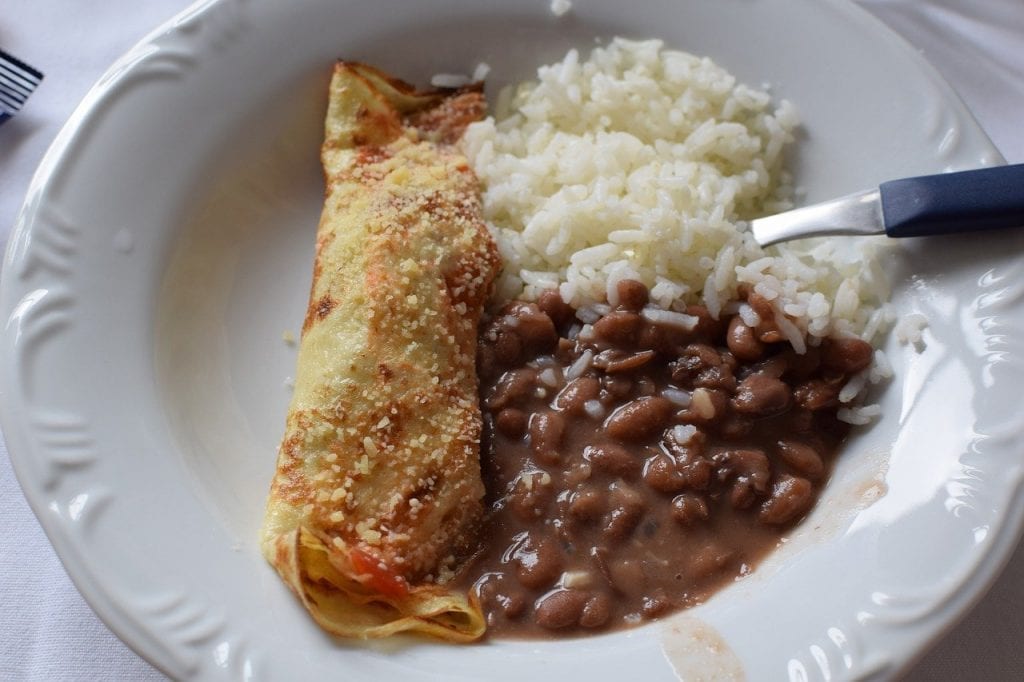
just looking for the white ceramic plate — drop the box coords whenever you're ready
[3,0,1021,679]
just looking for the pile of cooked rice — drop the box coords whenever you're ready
[460,38,896,423]
[461,39,896,342]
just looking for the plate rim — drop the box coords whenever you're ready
[1,0,1017,679]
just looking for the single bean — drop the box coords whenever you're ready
[727,316,765,361]
[486,368,537,410]
[579,593,611,628]
[555,376,601,415]
[603,350,657,374]
[494,329,522,366]
[776,439,825,478]
[681,388,728,423]
[568,488,605,521]
[503,302,558,355]
[686,305,723,341]
[593,311,643,346]
[671,494,710,525]
[642,589,671,618]
[513,534,564,589]
[671,343,722,385]
[759,475,814,525]
[602,485,645,543]
[495,408,528,438]
[607,558,646,596]
[689,543,735,580]
[500,593,526,618]
[602,375,633,399]
[616,280,649,311]
[793,378,840,411]
[665,440,712,489]
[530,411,565,462]
[821,336,874,374]
[784,345,821,379]
[534,589,589,630]
[585,443,640,478]
[695,363,737,392]
[536,288,575,328]
[507,473,555,522]
[643,453,688,493]
[731,374,791,416]
[713,448,771,495]
[605,396,674,442]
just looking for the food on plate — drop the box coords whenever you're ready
[265,37,893,642]
[451,39,894,633]
[461,280,873,633]
[259,61,499,641]
[461,38,892,353]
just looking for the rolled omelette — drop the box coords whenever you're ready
[260,62,499,641]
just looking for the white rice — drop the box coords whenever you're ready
[550,0,572,16]
[895,312,928,344]
[461,38,894,351]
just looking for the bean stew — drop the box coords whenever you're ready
[458,281,873,636]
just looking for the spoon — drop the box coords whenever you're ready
[751,163,1024,247]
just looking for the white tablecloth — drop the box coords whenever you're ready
[1,1,1022,679]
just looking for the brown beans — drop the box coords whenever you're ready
[717,415,752,440]
[554,377,601,415]
[785,345,821,379]
[605,396,674,442]
[585,443,640,478]
[513,534,564,589]
[671,494,709,526]
[616,280,649,311]
[727,316,765,361]
[579,593,611,628]
[759,475,813,525]
[535,589,589,629]
[607,558,646,596]
[686,305,723,340]
[602,350,657,374]
[486,368,536,410]
[643,453,688,493]
[495,408,528,438]
[821,336,873,374]
[681,387,728,423]
[536,288,574,328]
[776,439,824,478]
[793,378,840,410]
[503,302,558,354]
[593,311,643,346]
[603,484,645,543]
[494,329,523,366]
[473,286,867,636]
[500,593,526,618]
[731,374,791,416]
[568,488,605,521]
[602,375,633,399]
[507,473,555,522]
[642,589,671,618]
[529,411,565,462]
[713,448,771,496]
[689,543,735,580]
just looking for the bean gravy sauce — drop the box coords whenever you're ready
[457,281,873,636]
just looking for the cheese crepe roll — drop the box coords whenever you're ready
[260,62,499,641]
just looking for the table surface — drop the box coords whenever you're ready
[2,1,1023,679]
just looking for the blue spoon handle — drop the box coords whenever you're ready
[876,162,1024,238]
[880,163,1024,238]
